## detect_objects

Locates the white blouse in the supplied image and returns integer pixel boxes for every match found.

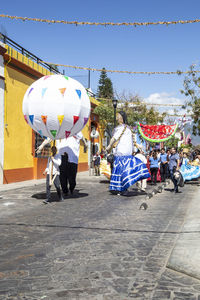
[113,124,134,156]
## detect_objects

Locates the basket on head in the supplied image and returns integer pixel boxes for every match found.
[182,148,189,153]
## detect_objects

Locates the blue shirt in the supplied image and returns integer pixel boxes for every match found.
[149,157,159,168]
[160,153,167,163]
[169,153,179,170]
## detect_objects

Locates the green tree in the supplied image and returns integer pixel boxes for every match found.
[97,68,114,99]
[118,94,167,126]
[93,98,114,130]
[94,93,167,131]
[94,68,114,136]
[180,64,200,135]
[164,136,179,148]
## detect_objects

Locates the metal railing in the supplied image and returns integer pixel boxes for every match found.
[0,32,61,74]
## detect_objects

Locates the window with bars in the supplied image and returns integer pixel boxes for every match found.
[34,133,51,158]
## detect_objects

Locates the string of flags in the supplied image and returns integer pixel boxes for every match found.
[1,14,200,27]
[96,97,186,107]
[2,14,200,76]
[38,61,200,75]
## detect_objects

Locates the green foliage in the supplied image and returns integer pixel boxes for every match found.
[97,68,114,99]
[126,104,166,126]
[164,136,179,148]
[94,68,114,130]
[180,64,200,135]
[119,95,167,126]
[94,94,167,130]
[179,143,192,150]
[94,98,114,128]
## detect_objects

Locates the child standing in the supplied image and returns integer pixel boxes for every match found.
[43,146,63,204]
[93,151,101,176]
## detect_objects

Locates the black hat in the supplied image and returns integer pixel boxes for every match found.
[119,111,128,124]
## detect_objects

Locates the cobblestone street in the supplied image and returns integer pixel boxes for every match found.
[0,174,200,300]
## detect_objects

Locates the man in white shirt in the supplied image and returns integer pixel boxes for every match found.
[43,146,63,204]
[58,132,86,195]
[36,132,87,196]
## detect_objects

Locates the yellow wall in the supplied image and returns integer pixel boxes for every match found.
[5,45,50,76]
[4,66,34,170]
[79,120,90,164]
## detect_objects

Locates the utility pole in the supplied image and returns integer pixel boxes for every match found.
[112,99,118,128]
[88,69,90,89]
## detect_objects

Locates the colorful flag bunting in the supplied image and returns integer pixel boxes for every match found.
[84,117,88,125]
[29,115,34,124]
[50,130,57,138]
[59,88,66,96]
[38,130,43,137]
[73,116,79,124]
[42,88,47,97]
[28,88,34,96]
[44,75,50,80]
[24,115,28,123]
[76,89,81,99]
[57,115,64,126]
[41,115,47,125]
[65,131,71,138]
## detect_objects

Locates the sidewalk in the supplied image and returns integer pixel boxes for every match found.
[0,171,91,192]
[167,182,200,280]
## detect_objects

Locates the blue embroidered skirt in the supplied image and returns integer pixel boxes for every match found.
[180,163,200,181]
[109,155,150,192]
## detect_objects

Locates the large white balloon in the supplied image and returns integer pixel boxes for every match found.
[22,75,91,139]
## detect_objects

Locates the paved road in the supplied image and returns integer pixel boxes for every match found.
[0,175,200,300]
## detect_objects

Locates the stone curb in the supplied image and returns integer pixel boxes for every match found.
[139,179,171,210]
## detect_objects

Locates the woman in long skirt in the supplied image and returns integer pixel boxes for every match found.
[106,111,150,195]
[180,152,200,181]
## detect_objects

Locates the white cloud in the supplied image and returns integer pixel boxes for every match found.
[144,92,191,116]
[144,92,185,105]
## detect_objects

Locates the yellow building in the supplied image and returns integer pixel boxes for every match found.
[0,35,103,184]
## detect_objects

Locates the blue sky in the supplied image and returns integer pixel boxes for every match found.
[1,0,200,114]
